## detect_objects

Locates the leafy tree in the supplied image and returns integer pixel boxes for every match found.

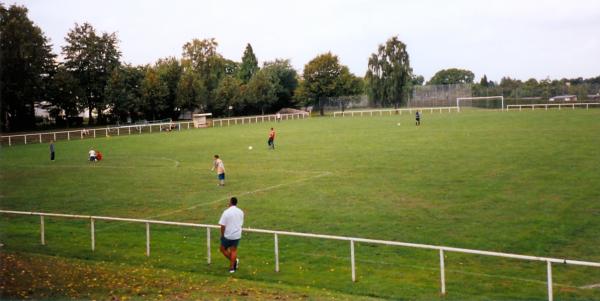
[0,4,55,131]
[261,59,299,110]
[428,68,474,85]
[243,70,278,115]
[480,74,489,87]
[140,67,169,121]
[214,76,243,116]
[181,38,225,112]
[155,57,182,119]
[365,36,412,108]
[104,64,144,122]
[238,43,259,83]
[412,75,425,86]
[62,22,121,124]
[176,67,207,112]
[46,64,84,122]
[301,52,348,115]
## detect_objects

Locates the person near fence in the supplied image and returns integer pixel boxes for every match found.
[267,128,276,150]
[218,197,244,273]
[49,140,55,161]
[415,110,421,126]
[211,155,226,186]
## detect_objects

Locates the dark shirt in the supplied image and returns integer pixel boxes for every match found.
[50,143,55,152]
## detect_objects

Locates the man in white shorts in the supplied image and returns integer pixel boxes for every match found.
[218,197,244,273]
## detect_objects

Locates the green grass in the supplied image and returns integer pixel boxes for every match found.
[1,109,600,300]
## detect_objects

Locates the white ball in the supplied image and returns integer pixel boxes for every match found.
[248,146,253,150]
[397,122,401,126]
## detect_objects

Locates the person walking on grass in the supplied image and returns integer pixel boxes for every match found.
[267,127,276,150]
[211,155,226,186]
[218,197,244,273]
[49,140,55,161]
[415,110,421,126]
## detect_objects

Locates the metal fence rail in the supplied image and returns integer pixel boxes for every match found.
[0,113,308,146]
[507,103,600,111]
[333,106,459,117]
[2,209,599,300]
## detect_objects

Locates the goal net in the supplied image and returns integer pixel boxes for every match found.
[456,96,504,111]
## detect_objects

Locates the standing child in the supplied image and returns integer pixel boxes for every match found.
[268,128,276,150]
[415,110,421,126]
[212,155,226,186]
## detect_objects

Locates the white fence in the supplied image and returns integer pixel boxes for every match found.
[1,210,599,301]
[507,103,600,111]
[0,113,309,146]
[333,106,459,117]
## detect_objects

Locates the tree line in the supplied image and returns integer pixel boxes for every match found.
[2,4,598,132]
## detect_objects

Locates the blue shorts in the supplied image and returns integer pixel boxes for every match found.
[218,173,225,180]
[221,236,240,248]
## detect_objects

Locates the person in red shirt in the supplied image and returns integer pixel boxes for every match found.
[268,128,275,150]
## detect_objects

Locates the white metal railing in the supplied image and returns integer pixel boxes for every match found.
[507,103,600,111]
[211,112,309,127]
[333,107,459,117]
[0,113,308,146]
[2,210,599,300]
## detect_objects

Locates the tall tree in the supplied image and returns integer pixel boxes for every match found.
[140,67,168,121]
[181,38,226,112]
[428,68,474,85]
[238,43,259,83]
[261,59,299,110]
[214,76,243,116]
[301,52,347,115]
[104,64,144,122]
[176,66,207,112]
[62,22,121,125]
[0,4,55,131]
[46,64,84,123]
[243,70,278,115]
[155,57,182,119]
[365,36,412,108]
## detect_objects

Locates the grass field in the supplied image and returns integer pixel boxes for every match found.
[1,109,600,300]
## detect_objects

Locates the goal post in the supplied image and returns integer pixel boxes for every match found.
[456,96,504,112]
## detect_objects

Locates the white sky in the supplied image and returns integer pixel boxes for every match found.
[12,0,600,82]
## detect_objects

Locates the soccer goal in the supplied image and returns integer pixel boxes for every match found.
[456,96,504,111]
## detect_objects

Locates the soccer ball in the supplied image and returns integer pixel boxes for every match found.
[248,146,253,150]
[397,123,401,126]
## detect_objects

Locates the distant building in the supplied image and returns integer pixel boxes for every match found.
[549,95,577,102]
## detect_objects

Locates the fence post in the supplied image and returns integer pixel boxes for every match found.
[547,261,553,301]
[440,249,446,295]
[105,129,108,137]
[68,132,71,140]
[274,233,280,272]
[146,222,150,257]
[94,129,96,138]
[25,135,28,144]
[117,128,120,136]
[39,134,42,143]
[206,228,211,264]
[40,215,45,245]
[350,240,356,282]
[91,218,95,251]
[8,136,11,146]
[129,127,131,135]
[150,125,152,133]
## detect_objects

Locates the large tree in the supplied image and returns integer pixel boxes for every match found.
[0,4,55,131]
[176,66,207,112]
[261,59,299,110]
[140,67,168,121]
[365,36,412,108]
[62,22,121,124]
[155,57,182,119]
[46,64,84,123]
[238,43,259,83]
[181,38,225,112]
[428,68,474,85]
[214,76,243,116]
[301,52,348,116]
[243,69,278,115]
[104,64,145,122]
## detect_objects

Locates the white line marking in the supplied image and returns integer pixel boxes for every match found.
[581,283,600,289]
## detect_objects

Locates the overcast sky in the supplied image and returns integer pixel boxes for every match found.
[12,0,600,82]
